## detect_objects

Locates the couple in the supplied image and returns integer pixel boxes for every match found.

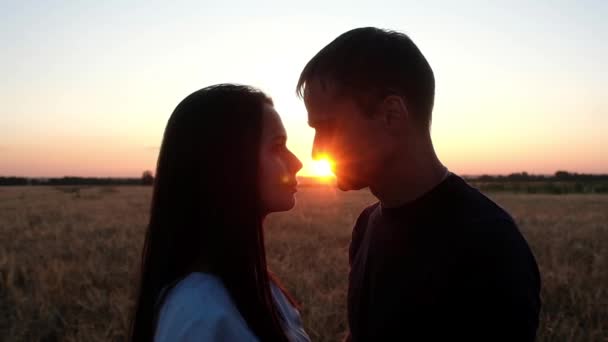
[130,27,541,341]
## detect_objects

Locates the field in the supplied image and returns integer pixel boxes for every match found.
[1,186,607,341]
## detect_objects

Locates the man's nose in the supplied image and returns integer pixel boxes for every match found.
[312,132,330,160]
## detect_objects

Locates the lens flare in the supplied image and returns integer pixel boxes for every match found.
[311,156,335,178]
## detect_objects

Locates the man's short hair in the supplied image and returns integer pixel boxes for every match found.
[297,27,435,128]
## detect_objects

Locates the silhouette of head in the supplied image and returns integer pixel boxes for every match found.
[298,27,435,190]
[130,84,297,342]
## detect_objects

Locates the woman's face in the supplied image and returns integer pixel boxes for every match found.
[259,104,303,214]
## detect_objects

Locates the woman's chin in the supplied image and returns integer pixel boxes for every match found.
[261,189,300,215]
[271,197,296,213]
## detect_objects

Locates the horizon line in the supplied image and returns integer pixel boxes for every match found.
[2,170,608,179]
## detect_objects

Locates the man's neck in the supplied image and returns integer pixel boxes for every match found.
[370,143,448,209]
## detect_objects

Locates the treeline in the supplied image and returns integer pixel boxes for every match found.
[464,171,608,194]
[0,171,154,186]
[1,171,607,193]
[464,171,608,182]
[0,177,146,186]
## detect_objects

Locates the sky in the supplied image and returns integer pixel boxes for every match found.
[1,0,607,177]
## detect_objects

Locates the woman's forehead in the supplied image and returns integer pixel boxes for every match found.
[262,104,286,137]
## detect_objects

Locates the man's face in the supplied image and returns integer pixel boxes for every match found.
[305,88,388,191]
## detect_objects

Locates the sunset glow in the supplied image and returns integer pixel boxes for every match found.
[0,2,606,178]
[310,158,335,178]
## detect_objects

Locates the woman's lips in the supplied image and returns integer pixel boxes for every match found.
[284,180,298,192]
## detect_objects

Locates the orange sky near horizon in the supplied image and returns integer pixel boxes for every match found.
[2,125,605,178]
[1,1,606,178]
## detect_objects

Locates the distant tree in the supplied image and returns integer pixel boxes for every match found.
[507,172,531,181]
[478,175,494,182]
[555,170,572,180]
[141,170,154,185]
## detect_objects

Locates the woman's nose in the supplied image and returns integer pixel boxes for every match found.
[290,151,303,173]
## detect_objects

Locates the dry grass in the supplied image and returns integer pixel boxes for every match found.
[0,186,606,341]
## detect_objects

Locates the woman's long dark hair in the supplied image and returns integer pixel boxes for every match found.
[129,84,290,341]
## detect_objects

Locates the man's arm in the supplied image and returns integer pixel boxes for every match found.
[455,218,542,341]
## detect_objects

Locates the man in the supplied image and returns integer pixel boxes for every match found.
[297,27,541,341]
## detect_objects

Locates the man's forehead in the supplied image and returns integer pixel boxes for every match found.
[304,82,341,125]
[304,78,339,102]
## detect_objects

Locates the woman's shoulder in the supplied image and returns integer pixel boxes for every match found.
[154,272,257,342]
[270,282,312,342]
[162,272,231,308]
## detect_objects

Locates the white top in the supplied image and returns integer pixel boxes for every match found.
[154,272,311,342]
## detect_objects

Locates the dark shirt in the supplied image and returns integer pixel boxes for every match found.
[347,174,541,341]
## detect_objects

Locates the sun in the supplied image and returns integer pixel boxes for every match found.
[311,157,335,178]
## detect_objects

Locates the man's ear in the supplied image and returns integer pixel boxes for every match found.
[380,95,409,131]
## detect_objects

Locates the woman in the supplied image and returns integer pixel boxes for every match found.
[129,84,310,341]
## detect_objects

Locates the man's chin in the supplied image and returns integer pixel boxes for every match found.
[336,175,367,191]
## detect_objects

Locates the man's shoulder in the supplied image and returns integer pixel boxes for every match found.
[356,202,381,222]
[352,202,380,236]
[458,216,538,282]
[446,174,514,223]
[427,174,527,253]
[447,180,524,251]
